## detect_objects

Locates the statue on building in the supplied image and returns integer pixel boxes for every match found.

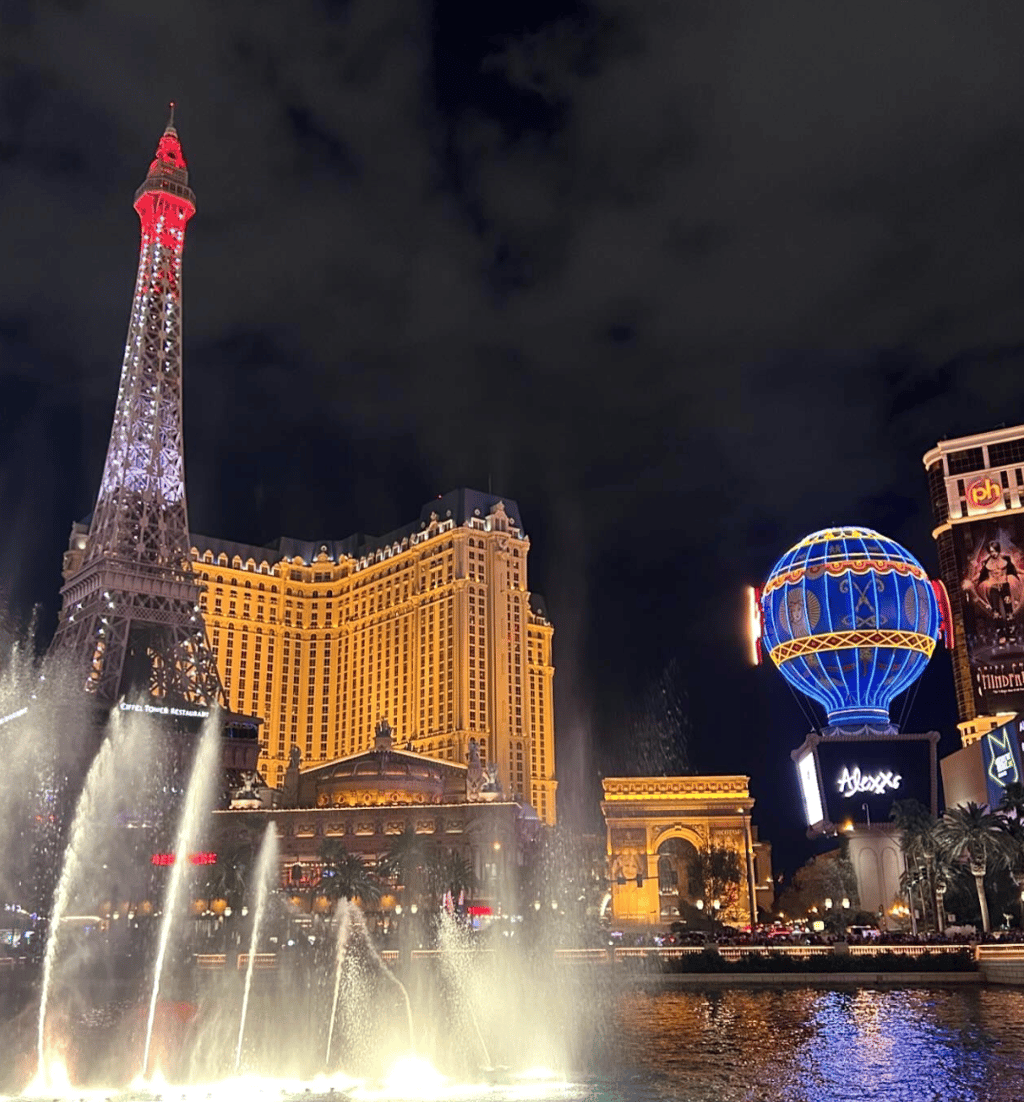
[466,737,485,800]
[229,770,263,810]
[479,761,502,801]
[374,717,395,751]
[282,743,302,809]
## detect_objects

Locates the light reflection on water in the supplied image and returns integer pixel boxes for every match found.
[7,985,1024,1102]
[572,986,1024,1102]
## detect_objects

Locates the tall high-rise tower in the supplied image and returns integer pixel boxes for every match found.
[924,425,1024,744]
[51,108,224,708]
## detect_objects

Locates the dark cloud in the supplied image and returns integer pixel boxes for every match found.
[4,0,1024,862]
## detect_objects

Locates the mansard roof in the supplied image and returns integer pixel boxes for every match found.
[190,488,526,568]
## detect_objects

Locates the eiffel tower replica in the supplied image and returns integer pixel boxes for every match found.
[50,107,258,772]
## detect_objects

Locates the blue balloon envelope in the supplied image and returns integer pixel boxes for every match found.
[761,527,941,729]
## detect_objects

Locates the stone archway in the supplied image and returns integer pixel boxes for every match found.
[656,836,699,919]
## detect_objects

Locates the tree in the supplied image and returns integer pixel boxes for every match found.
[998,781,1024,820]
[687,843,742,924]
[200,839,254,909]
[319,840,381,908]
[776,848,859,927]
[890,799,953,933]
[935,803,1011,934]
[378,825,439,907]
[427,850,476,900]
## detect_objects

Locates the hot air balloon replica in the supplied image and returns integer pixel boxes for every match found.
[753,527,951,924]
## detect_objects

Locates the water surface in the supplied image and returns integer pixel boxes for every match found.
[571,986,1024,1102]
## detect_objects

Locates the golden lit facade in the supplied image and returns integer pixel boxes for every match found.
[190,491,557,824]
[601,776,773,928]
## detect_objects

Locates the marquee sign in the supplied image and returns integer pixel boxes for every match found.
[120,702,210,720]
[836,766,902,798]
[792,731,938,834]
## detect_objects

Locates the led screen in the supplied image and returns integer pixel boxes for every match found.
[797,751,824,828]
[953,517,1024,715]
[814,736,935,828]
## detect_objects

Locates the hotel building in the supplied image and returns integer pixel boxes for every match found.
[924,425,1024,744]
[187,490,557,825]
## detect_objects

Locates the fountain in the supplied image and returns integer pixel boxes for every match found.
[234,822,278,1071]
[35,722,119,1088]
[0,682,569,1100]
[141,714,222,1079]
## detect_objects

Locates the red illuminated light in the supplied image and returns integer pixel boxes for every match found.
[151,852,217,866]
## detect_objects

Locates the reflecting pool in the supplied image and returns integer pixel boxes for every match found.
[574,986,1024,1102]
[4,980,1024,1101]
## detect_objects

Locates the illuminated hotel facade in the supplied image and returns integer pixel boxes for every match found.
[924,425,1024,744]
[187,490,558,825]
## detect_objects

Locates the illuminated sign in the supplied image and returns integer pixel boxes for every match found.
[796,733,937,834]
[966,476,1005,514]
[836,766,902,798]
[746,586,763,666]
[953,519,1024,715]
[797,753,824,827]
[982,717,1023,807]
[151,852,217,866]
[120,702,210,720]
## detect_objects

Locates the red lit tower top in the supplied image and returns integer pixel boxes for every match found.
[134,102,195,251]
[89,104,197,566]
[51,107,223,707]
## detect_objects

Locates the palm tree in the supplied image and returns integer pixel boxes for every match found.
[890,799,952,933]
[935,803,1011,934]
[201,840,253,909]
[379,826,433,904]
[998,781,1024,820]
[428,850,476,900]
[319,841,382,908]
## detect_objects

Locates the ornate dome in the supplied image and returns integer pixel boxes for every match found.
[760,527,941,729]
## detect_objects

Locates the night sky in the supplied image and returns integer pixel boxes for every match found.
[5,1,1024,873]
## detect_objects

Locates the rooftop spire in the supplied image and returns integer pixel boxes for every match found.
[166,100,176,133]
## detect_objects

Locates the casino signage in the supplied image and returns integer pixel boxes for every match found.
[835,766,902,798]
[981,715,1024,808]
[792,730,938,834]
[952,519,1024,716]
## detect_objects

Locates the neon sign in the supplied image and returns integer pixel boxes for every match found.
[120,702,209,720]
[151,852,217,866]
[836,766,901,798]
[983,726,1020,790]
[966,476,1004,512]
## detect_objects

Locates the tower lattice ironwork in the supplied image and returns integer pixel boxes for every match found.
[50,107,225,708]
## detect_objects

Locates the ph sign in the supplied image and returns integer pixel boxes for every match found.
[965,476,1004,514]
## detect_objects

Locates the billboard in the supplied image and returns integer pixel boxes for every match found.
[981,715,1024,809]
[796,750,824,830]
[793,732,938,833]
[954,518,1024,714]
